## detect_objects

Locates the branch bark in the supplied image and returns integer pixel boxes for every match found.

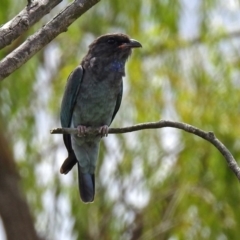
[0,0,100,81]
[0,0,62,50]
[0,127,43,240]
[50,120,240,181]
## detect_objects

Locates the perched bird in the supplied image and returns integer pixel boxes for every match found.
[60,33,142,203]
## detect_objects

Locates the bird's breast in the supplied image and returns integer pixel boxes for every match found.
[72,72,122,127]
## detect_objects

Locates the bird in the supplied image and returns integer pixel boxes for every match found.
[60,33,142,203]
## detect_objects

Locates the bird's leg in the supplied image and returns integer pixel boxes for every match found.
[98,125,109,137]
[77,125,87,137]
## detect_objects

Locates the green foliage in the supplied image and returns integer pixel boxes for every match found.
[1,0,240,239]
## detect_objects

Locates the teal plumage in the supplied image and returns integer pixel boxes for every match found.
[60,33,141,203]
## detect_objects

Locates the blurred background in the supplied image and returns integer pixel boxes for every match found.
[1,0,240,239]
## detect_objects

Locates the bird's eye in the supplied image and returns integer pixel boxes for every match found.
[107,38,116,44]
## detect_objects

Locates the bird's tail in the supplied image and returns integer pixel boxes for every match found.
[60,151,77,174]
[78,164,95,203]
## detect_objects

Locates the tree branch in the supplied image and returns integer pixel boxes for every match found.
[0,0,100,81]
[0,0,62,50]
[0,126,44,240]
[50,120,240,181]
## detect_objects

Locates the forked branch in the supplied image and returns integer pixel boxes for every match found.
[0,0,100,81]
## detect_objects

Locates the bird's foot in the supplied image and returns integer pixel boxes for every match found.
[98,125,109,137]
[77,125,87,137]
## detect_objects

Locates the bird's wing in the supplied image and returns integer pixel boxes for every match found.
[111,79,123,123]
[60,65,83,152]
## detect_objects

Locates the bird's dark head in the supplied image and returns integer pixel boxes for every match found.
[81,33,141,75]
[88,33,141,60]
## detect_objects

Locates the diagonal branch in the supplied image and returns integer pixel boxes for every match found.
[0,0,62,50]
[0,0,100,81]
[0,126,44,240]
[50,120,240,181]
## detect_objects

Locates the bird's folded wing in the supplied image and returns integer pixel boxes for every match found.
[60,65,83,128]
[60,65,83,153]
[111,79,123,123]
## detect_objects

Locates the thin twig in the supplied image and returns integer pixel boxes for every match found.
[50,120,240,181]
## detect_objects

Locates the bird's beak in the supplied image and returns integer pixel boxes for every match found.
[121,39,142,49]
[129,39,142,48]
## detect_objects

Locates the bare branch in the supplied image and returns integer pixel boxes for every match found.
[0,0,62,50]
[50,120,240,181]
[0,128,44,240]
[0,0,101,81]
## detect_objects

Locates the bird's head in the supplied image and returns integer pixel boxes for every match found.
[81,33,142,75]
[83,33,142,63]
[81,33,142,76]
